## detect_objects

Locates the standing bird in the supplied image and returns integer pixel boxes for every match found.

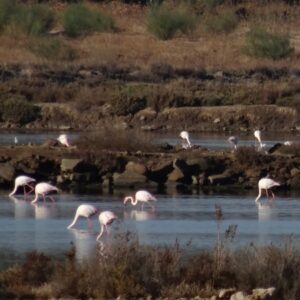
[255,178,280,202]
[97,211,117,240]
[57,134,70,147]
[179,131,192,149]
[124,190,157,210]
[9,175,36,197]
[254,130,263,149]
[228,136,238,151]
[31,182,59,204]
[67,204,98,229]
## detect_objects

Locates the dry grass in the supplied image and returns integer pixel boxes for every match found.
[1,234,300,299]
[0,1,298,70]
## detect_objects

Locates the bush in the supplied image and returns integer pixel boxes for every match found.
[243,28,293,60]
[147,6,196,40]
[0,0,17,31]
[10,4,54,36]
[29,38,78,61]
[0,97,40,125]
[63,4,115,38]
[205,11,238,33]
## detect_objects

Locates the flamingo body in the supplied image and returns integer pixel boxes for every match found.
[57,134,70,147]
[124,190,157,210]
[67,204,98,229]
[228,136,238,150]
[255,178,280,202]
[9,175,36,197]
[179,131,192,148]
[97,211,117,240]
[31,182,59,204]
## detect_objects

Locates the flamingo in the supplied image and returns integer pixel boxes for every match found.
[254,130,264,149]
[96,211,117,240]
[284,141,293,146]
[255,178,280,202]
[179,131,192,149]
[31,182,59,204]
[67,204,98,229]
[57,134,70,147]
[228,136,238,150]
[9,175,36,197]
[123,190,157,210]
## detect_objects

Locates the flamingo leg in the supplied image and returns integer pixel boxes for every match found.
[87,218,92,229]
[48,196,55,202]
[270,190,275,199]
[26,184,35,195]
[266,189,270,199]
[141,202,144,210]
[42,193,46,202]
[147,201,155,210]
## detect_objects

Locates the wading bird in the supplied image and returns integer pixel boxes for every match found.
[9,175,36,197]
[254,130,263,149]
[124,190,157,210]
[97,211,117,240]
[67,204,98,229]
[228,136,238,151]
[255,177,280,202]
[31,182,59,204]
[57,134,70,147]
[179,131,192,149]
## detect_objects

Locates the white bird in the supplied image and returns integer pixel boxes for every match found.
[9,175,36,197]
[254,130,263,149]
[255,178,280,202]
[284,141,293,146]
[228,136,238,150]
[14,136,18,145]
[179,131,192,149]
[96,211,117,240]
[57,134,70,147]
[123,190,157,210]
[31,182,59,204]
[67,204,99,229]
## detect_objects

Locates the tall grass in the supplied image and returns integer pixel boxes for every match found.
[147,5,196,40]
[1,236,300,299]
[243,28,293,60]
[205,11,238,33]
[0,0,17,31]
[63,4,115,38]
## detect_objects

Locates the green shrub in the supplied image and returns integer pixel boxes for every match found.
[243,28,293,60]
[0,97,40,124]
[63,4,115,38]
[29,38,77,61]
[205,11,238,33]
[10,4,54,36]
[111,95,147,116]
[0,0,17,30]
[202,0,224,9]
[147,6,196,40]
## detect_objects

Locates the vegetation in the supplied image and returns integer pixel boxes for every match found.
[146,5,196,40]
[205,11,238,33]
[63,4,115,38]
[1,235,300,299]
[244,28,293,60]
[29,38,77,61]
[0,97,40,125]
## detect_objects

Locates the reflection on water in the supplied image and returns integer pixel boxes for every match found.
[0,192,300,266]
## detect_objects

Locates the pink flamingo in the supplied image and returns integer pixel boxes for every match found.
[255,178,280,202]
[57,134,70,147]
[9,175,36,197]
[96,211,117,240]
[123,190,157,210]
[67,204,98,229]
[31,182,59,204]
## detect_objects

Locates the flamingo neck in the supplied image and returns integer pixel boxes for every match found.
[31,192,39,204]
[97,225,104,240]
[9,184,18,196]
[67,213,79,229]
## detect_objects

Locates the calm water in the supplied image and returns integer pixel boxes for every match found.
[0,192,300,266]
[1,130,298,150]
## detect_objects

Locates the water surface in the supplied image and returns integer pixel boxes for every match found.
[1,192,299,267]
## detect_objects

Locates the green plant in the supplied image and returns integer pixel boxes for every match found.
[11,4,54,36]
[147,6,196,40]
[63,4,115,38]
[29,38,77,61]
[205,11,238,33]
[243,28,293,60]
[0,0,17,30]
[0,97,40,125]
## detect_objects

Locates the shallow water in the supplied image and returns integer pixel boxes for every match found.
[1,130,298,150]
[0,192,300,267]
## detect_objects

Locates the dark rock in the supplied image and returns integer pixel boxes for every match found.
[0,163,15,182]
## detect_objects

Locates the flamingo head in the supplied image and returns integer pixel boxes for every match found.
[123,196,133,205]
